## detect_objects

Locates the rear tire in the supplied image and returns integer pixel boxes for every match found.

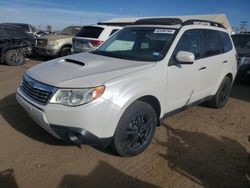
[208,76,232,108]
[4,49,24,66]
[60,47,71,57]
[111,101,157,157]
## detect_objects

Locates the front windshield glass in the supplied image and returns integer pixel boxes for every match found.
[93,27,177,61]
[59,26,81,36]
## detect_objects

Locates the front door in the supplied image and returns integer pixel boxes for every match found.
[166,29,205,112]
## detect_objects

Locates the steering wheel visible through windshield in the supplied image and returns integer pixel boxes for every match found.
[93,27,177,61]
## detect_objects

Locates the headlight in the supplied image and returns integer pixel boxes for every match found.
[50,86,105,106]
[48,40,59,46]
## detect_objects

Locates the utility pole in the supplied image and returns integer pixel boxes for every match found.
[239,21,248,33]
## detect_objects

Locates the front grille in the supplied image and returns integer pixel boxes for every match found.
[36,39,47,47]
[20,75,55,105]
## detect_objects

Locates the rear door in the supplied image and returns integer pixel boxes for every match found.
[200,29,225,94]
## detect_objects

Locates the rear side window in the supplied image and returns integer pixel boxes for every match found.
[76,26,104,38]
[203,30,223,57]
[219,32,233,52]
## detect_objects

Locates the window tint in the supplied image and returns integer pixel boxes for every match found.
[106,31,137,51]
[76,26,104,38]
[16,24,30,32]
[109,29,119,36]
[219,31,233,52]
[0,28,6,37]
[2,28,26,38]
[94,27,176,61]
[203,30,223,57]
[59,26,81,36]
[232,35,250,49]
[174,29,201,59]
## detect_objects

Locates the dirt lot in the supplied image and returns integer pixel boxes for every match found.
[0,59,250,188]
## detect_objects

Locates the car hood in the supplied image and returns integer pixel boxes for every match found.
[38,34,73,40]
[26,52,155,87]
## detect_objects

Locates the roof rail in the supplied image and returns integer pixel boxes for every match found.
[134,18,183,26]
[97,22,133,26]
[182,19,226,29]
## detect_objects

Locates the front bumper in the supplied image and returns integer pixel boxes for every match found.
[35,47,59,56]
[16,87,121,146]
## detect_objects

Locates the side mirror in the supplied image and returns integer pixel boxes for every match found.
[176,51,195,64]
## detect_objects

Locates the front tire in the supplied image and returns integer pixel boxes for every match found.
[4,49,24,66]
[208,76,232,108]
[111,101,157,157]
[60,47,71,57]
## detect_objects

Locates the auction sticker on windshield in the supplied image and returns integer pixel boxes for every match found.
[154,29,175,34]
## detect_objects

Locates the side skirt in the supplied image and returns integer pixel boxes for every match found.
[160,95,213,122]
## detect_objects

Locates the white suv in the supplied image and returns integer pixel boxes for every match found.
[16,18,237,156]
[72,25,123,53]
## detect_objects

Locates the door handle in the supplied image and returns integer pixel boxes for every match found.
[198,66,206,71]
[223,60,228,64]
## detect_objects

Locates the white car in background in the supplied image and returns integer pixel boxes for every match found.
[72,25,123,53]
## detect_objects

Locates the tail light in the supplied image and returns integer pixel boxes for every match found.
[90,40,103,47]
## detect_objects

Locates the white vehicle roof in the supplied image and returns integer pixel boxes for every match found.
[86,24,123,29]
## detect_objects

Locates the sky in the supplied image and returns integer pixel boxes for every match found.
[0,0,249,31]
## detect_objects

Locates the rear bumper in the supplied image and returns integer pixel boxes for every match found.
[72,46,94,53]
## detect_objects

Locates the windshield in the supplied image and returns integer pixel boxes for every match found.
[59,26,81,36]
[76,26,104,38]
[93,27,177,61]
[16,24,30,32]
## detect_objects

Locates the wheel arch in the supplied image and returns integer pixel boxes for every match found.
[61,44,72,50]
[137,95,161,119]
[225,72,233,81]
[212,70,235,95]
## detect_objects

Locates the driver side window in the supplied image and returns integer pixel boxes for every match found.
[174,29,201,59]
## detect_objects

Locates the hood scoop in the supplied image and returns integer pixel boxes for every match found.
[59,58,86,67]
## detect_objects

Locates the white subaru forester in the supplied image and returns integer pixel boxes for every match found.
[16,18,237,156]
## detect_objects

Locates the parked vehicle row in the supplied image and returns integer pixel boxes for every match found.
[72,25,122,53]
[0,24,32,65]
[232,33,250,80]
[0,22,53,65]
[36,26,82,57]
[16,18,237,156]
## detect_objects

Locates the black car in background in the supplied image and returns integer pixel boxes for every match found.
[232,33,250,80]
[0,24,32,65]
[3,23,37,52]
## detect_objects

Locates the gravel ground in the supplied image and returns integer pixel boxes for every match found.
[0,59,250,188]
